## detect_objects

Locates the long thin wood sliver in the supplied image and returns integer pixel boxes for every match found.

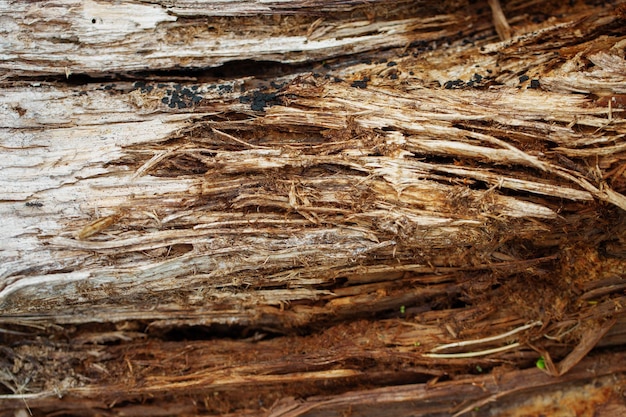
[76,213,122,240]
[211,127,268,149]
[556,318,617,376]
[430,321,542,352]
[488,0,511,41]
[423,342,520,359]
[131,150,172,179]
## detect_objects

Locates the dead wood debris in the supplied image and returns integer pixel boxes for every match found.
[488,0,512,41]
[1,0,626,416]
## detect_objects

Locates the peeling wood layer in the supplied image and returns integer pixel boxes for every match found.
[0,0,470,76]
[1,0,626,416]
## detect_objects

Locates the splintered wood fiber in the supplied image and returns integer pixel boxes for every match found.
[1,1,626,416]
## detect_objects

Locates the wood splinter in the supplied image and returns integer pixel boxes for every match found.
[76,211,125,240]
[488,0,512,41]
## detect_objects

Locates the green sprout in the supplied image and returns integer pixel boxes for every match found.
[476,365,483,373]
[400,305,406,314]
[536,356,546,370]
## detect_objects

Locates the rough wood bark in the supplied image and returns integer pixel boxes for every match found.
[1,0,626,416]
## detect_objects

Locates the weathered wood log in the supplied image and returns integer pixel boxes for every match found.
[1,0,626,415]
[0,0,473,76]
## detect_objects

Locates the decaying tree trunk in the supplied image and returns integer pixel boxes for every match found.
[2,1,626,415]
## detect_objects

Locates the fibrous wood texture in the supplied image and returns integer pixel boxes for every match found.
[1,1,626,416]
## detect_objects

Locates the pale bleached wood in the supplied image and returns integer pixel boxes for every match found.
[1,0,625,334]
[3,77,608,320]
[0,0,469,76]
